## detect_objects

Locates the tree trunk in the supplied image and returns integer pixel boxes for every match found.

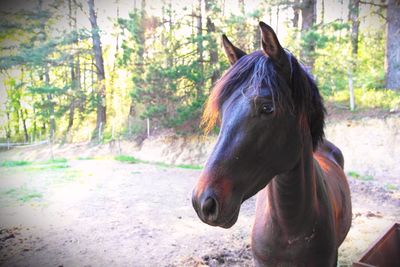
[20,109,29,143]
[128,0,146,122]
[349,0,360,56]
[196,0,204,99]
[236,0,247,49]
[276,5,280,35]
[348,0,360,110]
[292,0,300,28]
[205,0,219,86]
[45,69,56,141]
[385,0,400,90]
[320,0,325,24]
[88,0,107,137]
[66,0,80,135]
[5,111,11,140]
[253,13,261,50]
[67,49,75,135]
[33,107,37,141]
[300,0,317,71]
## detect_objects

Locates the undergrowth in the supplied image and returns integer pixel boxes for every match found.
[328,88,400,111]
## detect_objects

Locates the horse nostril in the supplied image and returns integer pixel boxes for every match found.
[201,197,219,222]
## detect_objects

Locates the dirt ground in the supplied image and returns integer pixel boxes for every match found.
[0,157,399,267]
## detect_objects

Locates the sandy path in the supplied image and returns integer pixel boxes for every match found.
[0,160,399,267]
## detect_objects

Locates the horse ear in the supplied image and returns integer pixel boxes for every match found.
[222,34,246,65]
[259,22,288,68]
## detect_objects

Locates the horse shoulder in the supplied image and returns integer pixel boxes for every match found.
[313,152,352,246]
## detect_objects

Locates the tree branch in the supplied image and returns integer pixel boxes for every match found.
[359,0,387,8]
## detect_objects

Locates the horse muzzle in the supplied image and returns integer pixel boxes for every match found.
[191,184,241,228]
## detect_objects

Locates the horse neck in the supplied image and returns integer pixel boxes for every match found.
[267,135,318,235]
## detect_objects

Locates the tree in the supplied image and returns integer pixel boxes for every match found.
[348,0,360,110]
[88,0,107,138]
[292,0,300,28]
[300,0,317,70]
[385,0,400,90]
[65,0,81,137]
[205,0,219,86]
[196,0,204,98]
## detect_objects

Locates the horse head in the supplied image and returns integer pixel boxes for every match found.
[191,22,325,228]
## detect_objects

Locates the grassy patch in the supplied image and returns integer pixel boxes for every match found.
[3,186,43,203]
[27,164,70,171]
[0,158,69,170]
[175,164,203,170]
[45,158,68,164]
[385,183,398,191]
[22,159,69,171]
[114,155,141,164]
[114,154,203,170]
[0,160,32,167]
[77,156,94,160]
[348,171,374,181]
[329,88,400,111]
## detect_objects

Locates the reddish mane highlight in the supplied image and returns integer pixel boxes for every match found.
[201,81,223,134]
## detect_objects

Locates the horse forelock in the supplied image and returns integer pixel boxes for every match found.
[201,51,289,133]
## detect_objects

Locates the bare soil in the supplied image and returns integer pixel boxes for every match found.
[0,113,399,267]
[0,157,399,267]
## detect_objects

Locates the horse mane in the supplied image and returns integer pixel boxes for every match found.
[201,50,326,150]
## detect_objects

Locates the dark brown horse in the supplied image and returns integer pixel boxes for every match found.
[192,22,352,266]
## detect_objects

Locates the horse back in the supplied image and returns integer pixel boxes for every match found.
[314,141,352,246]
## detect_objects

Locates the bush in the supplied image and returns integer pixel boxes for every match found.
[329,88,400,110]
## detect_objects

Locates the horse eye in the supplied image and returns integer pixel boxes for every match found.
[260,103,274,114]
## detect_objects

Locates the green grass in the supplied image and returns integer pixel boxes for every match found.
[45,158,68,164]
[175,164,203,170]
[4,186,43,203]
[114,155,141,164]
[347,171,374,181]
[385,183,398,191]
[0,159,71,172]
[0,160,32,167]
[114,154,203,170]
[0,158,69,169]
[76,156,95,160]
[26,164,69,171]
[329,88,400,111]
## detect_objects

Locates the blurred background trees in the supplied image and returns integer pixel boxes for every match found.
[0,0,399,143]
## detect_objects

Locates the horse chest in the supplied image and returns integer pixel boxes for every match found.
[251,216,337,267]
[252,232,318,266]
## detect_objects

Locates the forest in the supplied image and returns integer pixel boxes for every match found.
[0,0,399,144]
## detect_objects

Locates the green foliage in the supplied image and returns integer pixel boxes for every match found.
[313,22,386,96]
[348,171,374,181]
[0,158,69,170]
[329,88,400,110]
[0,1,395,142]
[114,154,203,169]
[114,155,140,164]
[175,164,203,170]
[3,186,43,203]
[77,156,94,160]
[385,183,398,191]
[0,160,31,167]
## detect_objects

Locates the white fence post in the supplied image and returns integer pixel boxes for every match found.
[147,118,150,138]
[49,131,54,160]
[98,122,102,141]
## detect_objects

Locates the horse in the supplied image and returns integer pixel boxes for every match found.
[191,22,352,267]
